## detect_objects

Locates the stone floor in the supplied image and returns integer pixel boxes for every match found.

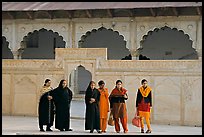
[2,115,202,135]
[2,100,202,135]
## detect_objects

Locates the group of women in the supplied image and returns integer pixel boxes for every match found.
[38,78,153,134]
[38,79,73,132]
[85,79,152,134]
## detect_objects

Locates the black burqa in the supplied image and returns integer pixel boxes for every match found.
[85,86,100,130]
[50,85,73,130]
[38,91,55,128]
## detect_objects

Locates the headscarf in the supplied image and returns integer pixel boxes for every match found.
[139,86,151,97]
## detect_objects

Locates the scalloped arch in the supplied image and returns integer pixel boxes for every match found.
[20,28,65,49]
[141,26,193,46]
[19,28,66,59]
[138,26,198,60]
[79,26,130,60]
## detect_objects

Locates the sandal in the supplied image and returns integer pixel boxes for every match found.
[146,129,151,133]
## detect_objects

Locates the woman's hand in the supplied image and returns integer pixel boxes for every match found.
[90,98,95,102]
[47,96,53,100]
[89,98,95,103]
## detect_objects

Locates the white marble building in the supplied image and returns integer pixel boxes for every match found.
[2,2,202,126]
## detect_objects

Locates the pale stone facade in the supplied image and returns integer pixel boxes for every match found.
[2,48,202,126]
[2,16,202,59]
[2,16,202,126]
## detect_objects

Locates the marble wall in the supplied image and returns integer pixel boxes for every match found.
[2,48,202,126]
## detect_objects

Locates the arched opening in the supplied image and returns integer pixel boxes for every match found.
[69,65,92,95]
[19,28,66,59]
[139,26,198,60]
[79,26,131,60]
[2,36,13,59]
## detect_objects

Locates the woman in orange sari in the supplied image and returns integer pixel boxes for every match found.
[136,79,152,133]
[98,80,109,133]
[109,80,128,133]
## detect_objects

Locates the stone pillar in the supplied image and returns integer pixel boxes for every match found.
[197,50,202,60]
[69,70,75,94]
[68,21,72,48]
[11,50,19,59]
[10,22,18,59]
[74,68,78,94]
[130,48,140,60]
[196,19,202,60]
[10,21,23,59]
[130,49,136,60]
[70,21,76,48]
[129,18,137,60]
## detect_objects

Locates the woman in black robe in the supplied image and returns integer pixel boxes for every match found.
[48,79,73,131]
[38,79,55,132]
[85,81,101,133]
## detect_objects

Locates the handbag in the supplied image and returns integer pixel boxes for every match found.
[108,111,115,126]
[132,116,141,127]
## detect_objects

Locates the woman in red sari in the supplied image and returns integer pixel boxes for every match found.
[109,80,128,133]
[136,79,152,133]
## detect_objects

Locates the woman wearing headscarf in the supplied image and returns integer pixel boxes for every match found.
[38,79,54,132]
[48,79,73,131]
[136,79,152,133]
[85,81,101,133]
[98,80,109,133]
[109,80,128,133]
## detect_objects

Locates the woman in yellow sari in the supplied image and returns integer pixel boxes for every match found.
[98,80,109,133]
[136,79,152,133]
[38,79,54,132]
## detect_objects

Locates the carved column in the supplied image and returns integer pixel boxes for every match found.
[70,21,76,48]
[196,19,202,60]
[69,70,76,95]
[74,68,78,94]
[12,22,17,49]
[129,19,137,60]
[11,50,19,59]
[68,21,73,48]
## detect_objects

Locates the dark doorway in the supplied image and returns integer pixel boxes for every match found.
[69,65,92,94]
